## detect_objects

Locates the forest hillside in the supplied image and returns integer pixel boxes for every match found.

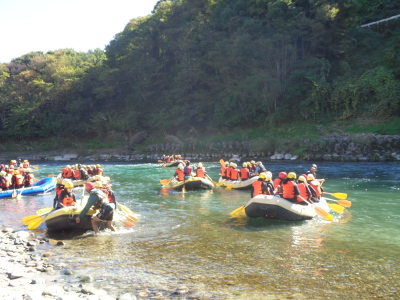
[0,0,399,155]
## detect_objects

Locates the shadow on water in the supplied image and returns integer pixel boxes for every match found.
[223,216,309,231]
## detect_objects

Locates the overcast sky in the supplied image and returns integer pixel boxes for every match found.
[0,0,160,63]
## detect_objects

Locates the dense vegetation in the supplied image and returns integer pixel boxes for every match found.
[1,0,399,148]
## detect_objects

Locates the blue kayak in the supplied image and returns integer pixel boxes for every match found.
[0,177,57,199]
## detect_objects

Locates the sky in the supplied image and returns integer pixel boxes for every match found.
[0,0,160,63]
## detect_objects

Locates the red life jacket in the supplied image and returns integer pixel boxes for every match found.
[273,178,282,189]
[61,168,68,177]
[4,175,11,187]
[15,174,24,185]
[73,169,80,179]
[97,168,103,176]
[220,167,227,177]
[230,169,239,180]
[226,167,232,179]
[23,162,30,168]
[64,169,73,178]
[61,196,75,206]
[25,174,34,185]
[282,180,296,199]
[196,168,205,178]
[252,180,266,197]
[240,168,249,180]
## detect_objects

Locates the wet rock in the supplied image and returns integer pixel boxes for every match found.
[80,275,94,283]
[56,241,65,246]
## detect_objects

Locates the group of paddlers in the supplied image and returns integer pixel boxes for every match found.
[0,159,35,190]
[173,161,209,181]
[60,164,103,181]
[161,154,184,163]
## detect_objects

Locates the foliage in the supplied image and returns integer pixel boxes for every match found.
[0,0,399,144]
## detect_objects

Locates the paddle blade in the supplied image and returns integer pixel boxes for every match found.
[182,185,186,193]
[314,207,334,221]
[230,206,246,217]
[123,221,135,227]
[117,203,135,215]
[338,199,352,208]
[126,214,139,223]
[158,160,162,163]
[328,203,345,214]
[226,184,234,190]
[27,216,45,229]
[219,159,225,167]
[160,179,171,185]
[36,207,53,215]
[331,192,348,199]
[32,165,39,169]
[22,215,41,225]
[12,190,17,198]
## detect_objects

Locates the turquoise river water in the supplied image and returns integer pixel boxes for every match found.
[1,161,399,299]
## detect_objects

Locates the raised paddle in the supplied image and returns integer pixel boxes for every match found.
[323,192,348,200]
[323,197,352,208]
[219,159,225,167]
[117,203,135,215]
[229,205,246,217]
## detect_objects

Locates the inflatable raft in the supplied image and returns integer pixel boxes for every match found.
[0,177,56,199]
[244,195,330,221]
[161,160,183,167]
[165,177,213,191]
[218,176,259,190]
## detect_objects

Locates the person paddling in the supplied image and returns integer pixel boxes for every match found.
[76,182,115,234]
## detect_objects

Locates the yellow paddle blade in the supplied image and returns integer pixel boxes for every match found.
[219,159,225,167]
[182,185,186,193]
[123,221,135,227]
[160,179,171,185]
[32,165,39,169]
[314,207,334,221]
[338,199,352,208]
[126,214,139,223]
[34,178,40,182]
[27,216,45,229]
[229,206,246,217]
[328,203,345,214]
[331,192,348,199]
[117,203,135,215]
[36,207,53,215]
[226,184,234,190]
[12,190,17,198]
[158,160,162,163]
[22,215,42,225]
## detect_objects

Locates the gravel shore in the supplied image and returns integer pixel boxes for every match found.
[0,226,135,300]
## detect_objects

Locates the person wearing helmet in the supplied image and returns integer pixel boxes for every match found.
[273,172,287,196]
[307,174,323,201]
[297,175,315,204]
[195,162,207,178]
[240,163,250,181]
[281,172,303,204]
[79,164,89,180]
[220,161,229,180]
[12,170,24,189]
[230,163,240,181]
[96,164,103,176]
[174,164,185,181]
[73,165,81,181]
[22,160,30,169]
[251,173,274,198]
[76,182,115,234]
[23,169,35,187]
[253,161,267,176]
[183,161,193,179]
[55,181,77,209]
[226,162,234,180]
[0,171,7,191]
[306,164,325,182]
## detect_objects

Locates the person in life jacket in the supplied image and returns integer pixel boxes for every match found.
[22,160,30,168]
[0,171,7,191]
[251,173,274,198]
[254,161,267,175]
[297,175,316,205]
[226,162,234,180]
[9,160,16,168]
[23,169,35,187]
[307,174,323,202]
[79,164,89,180]
[96,164,103,176]
[183,161,193,179]
[195,162,206,178]
[229,163,240,181]
[220,161,229,180]
[99,179,117,210]
[173,164,184,182]
[12,170,24,189]
[273,172,287,196]
[240,163,250,181]
[0,164,4,173]
[281,172,302,204]
[76,182,116,234]
[54,181,77,209]
[73,166,80,181]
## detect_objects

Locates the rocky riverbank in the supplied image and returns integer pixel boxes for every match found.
[0,226,135,300]
[1,133,399,163]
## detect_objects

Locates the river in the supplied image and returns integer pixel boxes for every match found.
[1,161,399,299]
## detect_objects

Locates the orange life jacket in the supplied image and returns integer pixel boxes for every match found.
[226,167,232,179]
[308,180,322,197]
[61,196,75,206]
[23,162,30,168]
[298,183,309,201]
[25,173,34,185]
[15,174,24,185]
[230,169,239,180]
[97,168,103,176]
[220,166,227,177]
[252,180,266,197]
[176,169,184,181]
[273,178,282,189]
[195,168,205,178]
[282,180,296,199]
[4,175,11,187]
[240,168,249,180]
[61,168,68,177]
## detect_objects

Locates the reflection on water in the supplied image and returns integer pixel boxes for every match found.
[1,161,400,298]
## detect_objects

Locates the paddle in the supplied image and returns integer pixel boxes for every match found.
[117,203,138,223]
[182,180,186,193]
[299,196,334,221]
[323,197,352,208]
[229,205,246,217]
[11,189,17,198]
[160,179,171,185]
[27,215,47,229]
[205,174,218,187]
[32,165,39,169]
[219,159,225,167]
[36,207,53,215]
[327,203,345,213]
[226,184,234,190]
[323,192,348,200]
[22,214,43,225]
